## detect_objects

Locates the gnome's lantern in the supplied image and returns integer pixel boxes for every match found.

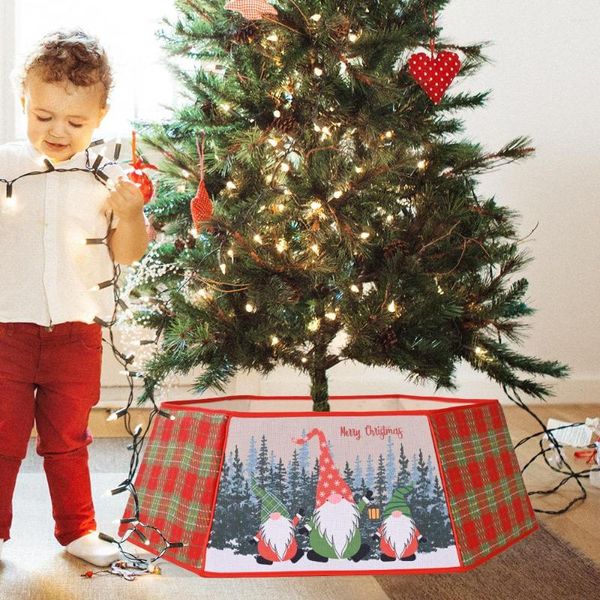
[118,394,537,577]
[368,506,381,521]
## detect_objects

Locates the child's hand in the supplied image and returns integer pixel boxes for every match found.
[106,177,145,222]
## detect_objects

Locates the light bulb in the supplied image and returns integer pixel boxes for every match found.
[276,238,287,253]
[417,160,427,170]
[355,166,363,173]
[245,303,256,313]
[221,103,231,112]
[385,130,393,139]
[280,163,290,172]
[348,32,358,43]
[310,200,322,210]
[360,232,370,240]
[314,67,323,77]
[267,33,278,42]
[226,181,237,190]
[268,138,278,147]
[310,243,320,254]
[350,284,360,293]
[271,335,280,345]
[253,234,263,244]
[273,109,281,118]
[310,13,322,21]
[387,300,397,312]
[325,311,337,320]
[307,318,320,331]
[220,263,227,274]
[333,190,343,198]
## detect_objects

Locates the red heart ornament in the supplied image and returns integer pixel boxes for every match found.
[408,51,461,104]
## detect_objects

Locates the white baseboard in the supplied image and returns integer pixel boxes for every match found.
[97,374,600,408]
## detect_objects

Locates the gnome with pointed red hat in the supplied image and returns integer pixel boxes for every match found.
[293,428,372,562]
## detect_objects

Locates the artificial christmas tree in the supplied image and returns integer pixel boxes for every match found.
[124,0,566,411]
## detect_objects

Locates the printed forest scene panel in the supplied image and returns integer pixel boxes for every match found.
[204,416,460,574]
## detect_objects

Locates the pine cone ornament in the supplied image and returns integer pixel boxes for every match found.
[186,233,197,249]
[383,239,409,260]
[330,15,351,39]
[233,22,259,44]
[174,238,186,252]
[271,114,298,135]
[381,327,398,350]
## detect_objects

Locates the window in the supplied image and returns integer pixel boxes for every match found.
[2,0,180,144]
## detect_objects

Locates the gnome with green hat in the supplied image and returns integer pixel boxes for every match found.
[372,485,427,562]
[247,476,304,565]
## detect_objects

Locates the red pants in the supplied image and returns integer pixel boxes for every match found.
[0,321,103,545]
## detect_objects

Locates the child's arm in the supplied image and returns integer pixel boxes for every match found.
[105,178,149,265]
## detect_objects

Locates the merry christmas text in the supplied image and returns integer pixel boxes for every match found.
[339,425,404,441]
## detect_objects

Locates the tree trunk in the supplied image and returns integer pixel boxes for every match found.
[310,344,330,412]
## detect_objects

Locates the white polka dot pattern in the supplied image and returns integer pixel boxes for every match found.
[407,51,461,104]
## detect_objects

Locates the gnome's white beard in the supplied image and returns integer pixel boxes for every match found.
[260,517,294,560]
[382,514,416,558]
[313,498,360,558]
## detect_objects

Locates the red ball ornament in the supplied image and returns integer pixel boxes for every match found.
[128,157,158,204]
[407,50,461,105]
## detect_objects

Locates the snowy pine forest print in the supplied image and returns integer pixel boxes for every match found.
[205,416,459,573]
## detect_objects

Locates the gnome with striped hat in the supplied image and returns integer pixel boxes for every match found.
[372,485,427,562]
[248,477,304,565]
[292,428,373,562]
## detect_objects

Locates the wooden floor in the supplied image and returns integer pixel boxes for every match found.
[502,403,600,564]
[86,402,600,565]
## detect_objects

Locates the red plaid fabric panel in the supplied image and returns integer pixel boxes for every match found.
[118,410,228,570]
[429,401,536,566]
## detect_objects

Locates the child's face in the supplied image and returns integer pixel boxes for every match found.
[21,69,108,163]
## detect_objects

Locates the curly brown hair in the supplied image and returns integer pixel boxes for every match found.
[18,29,113,107]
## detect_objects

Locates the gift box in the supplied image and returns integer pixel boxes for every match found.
[118,394,537,577]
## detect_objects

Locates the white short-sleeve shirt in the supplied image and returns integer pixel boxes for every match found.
[0,140,148,327]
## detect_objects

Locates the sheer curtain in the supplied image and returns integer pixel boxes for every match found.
[5,0,180,145]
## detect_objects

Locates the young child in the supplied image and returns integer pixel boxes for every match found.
[0,29,149,566]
